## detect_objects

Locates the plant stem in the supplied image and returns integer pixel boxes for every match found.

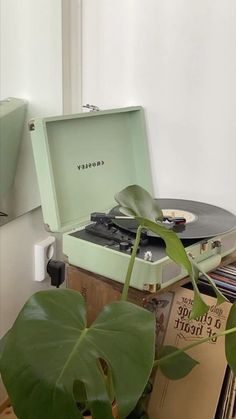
[153,326,236,368]
[121,225,143,301]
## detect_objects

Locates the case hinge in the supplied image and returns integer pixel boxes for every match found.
[83,104,100,112]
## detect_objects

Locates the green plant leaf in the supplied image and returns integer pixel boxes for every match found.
[225,301,236,375]
[73,380,88,412]
[186,263,209,319]
[136,217,209,318]
[136,217,192,274]
[192,262,228,306]
[115,185,210,318]
[115,184,163,221]
[157,345,199,380]
[0,289,155,419]
[0,329,10,361]
[188,286,209,319]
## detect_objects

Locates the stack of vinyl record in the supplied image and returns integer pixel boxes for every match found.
[199,264,236,302]
[215,367,236,419]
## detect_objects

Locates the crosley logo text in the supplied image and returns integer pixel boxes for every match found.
[77,160,104,170]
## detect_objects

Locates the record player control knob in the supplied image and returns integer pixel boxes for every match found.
[119,241,130,251]
[130,245,140,254]
[212,240,222,249]
[144,251,153,261]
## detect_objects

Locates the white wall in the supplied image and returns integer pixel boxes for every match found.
[82,0,236,214]
[0,0,64,215]
[0,0,64,402]
[0,209,51,333]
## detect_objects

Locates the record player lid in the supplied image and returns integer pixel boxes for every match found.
[30,107,153,232]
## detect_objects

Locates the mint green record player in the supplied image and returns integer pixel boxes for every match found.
[30,107,236,292]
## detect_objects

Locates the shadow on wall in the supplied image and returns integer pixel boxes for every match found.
[0,98,27,226]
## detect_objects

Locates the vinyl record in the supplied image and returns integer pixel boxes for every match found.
[109,198,236,239]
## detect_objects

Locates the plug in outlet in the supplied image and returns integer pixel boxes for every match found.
[34,236,56,282]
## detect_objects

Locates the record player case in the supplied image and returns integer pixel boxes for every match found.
[30,106,236,292]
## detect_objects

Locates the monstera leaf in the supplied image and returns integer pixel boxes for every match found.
[193,263,228,306]
[225,301,236,375]
[115,184,163,221]
[138,217,210,319]
[115,185,209,319]
[157,345,199,380]
[0,289,155,419]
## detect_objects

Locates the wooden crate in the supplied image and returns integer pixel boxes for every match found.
[66,265,189,325]
[67,251,236,324]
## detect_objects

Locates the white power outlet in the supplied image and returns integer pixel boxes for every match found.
[34,236,56,282]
